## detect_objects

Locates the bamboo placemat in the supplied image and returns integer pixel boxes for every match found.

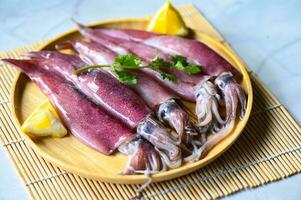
[1,4,301,200]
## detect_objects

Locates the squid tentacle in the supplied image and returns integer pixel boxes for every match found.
[236,86,247,119]
[195,80,225,135]
[198,106,212,127]
[137,115,182,169]
[186,72,247,159]
[214,72,247,123]
[118,138,165,175]
[194,119,236,160]
[196,103,206,120]
[118,138,167,200]
[132,176,153,200]
[191,72,247,158]
[157,99,198,145]
[184,120,199,136]
[224,88,233,123]
[212,97,224,125]
[157,99,210,163]
[231,89,238,121]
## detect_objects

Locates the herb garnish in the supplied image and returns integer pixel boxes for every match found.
[112,54,141,69]
[149,56,172,70]
[74,55,142,85]
[171,55,202,75]
[112,69,138,85]
[74,54,202,85]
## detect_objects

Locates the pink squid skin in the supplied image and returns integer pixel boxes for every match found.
[25,50,183,166]
[92,28,248,124]
[83,27,160,43]
[77,25,196,102]
[92,29,249,156]
[76,31,208,88]
[80,30,202,86]
[68,40,178,109]
[138,67,195,101]
[69,40,200,160]
[3,59,135,155]
[24,51,151,129]
[144,36,240,78]
[74,25,248,159]
[131,71,178,109]
[94,28,241,79]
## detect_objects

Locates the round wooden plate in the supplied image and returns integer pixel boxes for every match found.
[11,17,253,184]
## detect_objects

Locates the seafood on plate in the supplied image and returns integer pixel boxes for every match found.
[19,51,183,171]
[75,22,196,101]
[56,40,203,155]
[74,24,247,159]
[3,24,247,176]
[2,59,166,175]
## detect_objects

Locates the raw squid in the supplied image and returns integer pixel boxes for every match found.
[74,25,217,140]
[73,32,222,135]
[89,28,240,77]
[3,58,167,175]
[58,40,203,158]
[76,25,247,156]
[215,72,247,122]
[76,23,195,102]
[23,51,182,168]
[119,138,166,175]
[24,51,150,129]
[194,79,224,134]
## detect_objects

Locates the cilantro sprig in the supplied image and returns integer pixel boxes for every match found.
[149,56,172,70]
[171,55,202,75]
[112,54,141,69]
[112,69,138,85]
[74,54,142,85]
[149,55,202,75]
[74,54,202,85]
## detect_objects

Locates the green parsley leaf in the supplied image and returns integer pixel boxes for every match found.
[149,56,172,70]
[171,55,202,75]
[171,55,187,70]
[171,55,187,64]
[113,54,141,69]
[148,56,177,82]
[160,72,177,83]
[184,64,202,75]
[174,62,185,70]
[112,69,138,85]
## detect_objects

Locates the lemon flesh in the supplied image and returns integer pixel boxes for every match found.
[21,99,67,137]
[147,1,189,36]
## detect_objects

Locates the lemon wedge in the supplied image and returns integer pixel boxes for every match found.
[147,1,189,36]
[21,99,67,137]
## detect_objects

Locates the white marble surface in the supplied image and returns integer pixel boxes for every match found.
[0,0,300,199]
